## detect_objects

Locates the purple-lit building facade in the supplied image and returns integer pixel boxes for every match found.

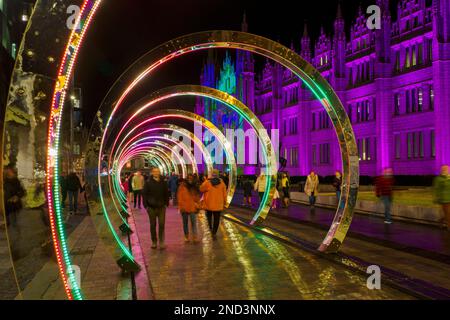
[196,0,450,177]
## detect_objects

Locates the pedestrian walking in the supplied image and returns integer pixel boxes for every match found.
[281,172,290,208]
[304,170,319,208]
[66,172,82,215]
[128,172,134,201]
[242,177,253,207]
[132,171,145,209]
[60,173,67,207]
[3,165,25,227]
[333,171,342,205]
[122,174,129,195]
[272,188,280,209]
[177,174,201,242]
[200,169,227,240]
[254,172,267,203]
[375,168,395,224]
[142,167,170,249]
[221,172,229,188]
[433,165,450,231]
[168,172,179,205]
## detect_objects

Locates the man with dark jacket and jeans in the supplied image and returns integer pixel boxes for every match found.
[66,172,82,215]
[143,167,169,249]
[3,165,25,227]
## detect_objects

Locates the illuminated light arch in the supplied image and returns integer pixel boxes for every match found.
[94,32,359,254]
[118,138,195,179]
[98,112,235,262]
[120,144,187,178]
[114,148,176,206]
[102,88,275,227]
[112,140,188,217]
[109,132,198,222]
[113,125,216,215]
[114,146,180,203]
[108,109,238,207]
[114,125,215,179]
[24,0,359,298]
[118,146,177,177]
[118,136,198,177]
[90,136,192,271]
[92,119,221,274]
[45,0,102,300]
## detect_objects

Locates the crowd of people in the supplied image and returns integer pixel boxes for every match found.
[121,168,228,249]
[3,161,448,256]
[118,164,450,252]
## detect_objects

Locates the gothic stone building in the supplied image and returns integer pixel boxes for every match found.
[196,0,450,178]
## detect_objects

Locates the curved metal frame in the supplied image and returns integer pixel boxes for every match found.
[109,109,238,206]
[94,32,359,254]
[14,0,359,298]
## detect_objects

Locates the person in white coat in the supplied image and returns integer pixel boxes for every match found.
[254,172,267,203]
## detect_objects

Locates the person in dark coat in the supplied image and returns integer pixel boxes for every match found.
[168,172,179,205]
[333,171,342,206]
[66,172,82,214]
[60,173,67,207]
[142,167,170,249]
[3,165,25,227]
[128,173,134,200]
[242,177,253,207]
[221,172,229,189]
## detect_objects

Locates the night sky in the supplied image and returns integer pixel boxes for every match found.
[76,0,399,126]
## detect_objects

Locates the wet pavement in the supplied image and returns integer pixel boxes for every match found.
[131,205,412,300]
[231,191,450,261]
[0,216,19,300]
[3,191,439,300]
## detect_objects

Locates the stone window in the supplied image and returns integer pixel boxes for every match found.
[358,138,372,161]
[395,135,401,159]
[290,147,299,167]
[312,145,317,165]
[319,143,330,164]
[394,93,401,115]
[429,86,434,110]
[418,87,423,112]
[405,47,411,69]
[430,130,435,158]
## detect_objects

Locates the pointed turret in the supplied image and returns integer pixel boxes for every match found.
[333,1,346,78]
[334,1,345,39]
[241,12,248,32]
[301,21,311,62]
[236,12,255,114]
[375,0,392,63]
[336,0,343,19]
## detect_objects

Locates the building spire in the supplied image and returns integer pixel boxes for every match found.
[241,12,248,32]
[336,0,343,19]
[334,0,345,34]
[302,20,308,38]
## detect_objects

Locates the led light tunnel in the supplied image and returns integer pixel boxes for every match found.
[94,32,358,254]
[21,8,360,298]
[108,109,238,207]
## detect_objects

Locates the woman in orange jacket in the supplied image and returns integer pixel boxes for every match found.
[177,174,201,242]
[199,169,227,239]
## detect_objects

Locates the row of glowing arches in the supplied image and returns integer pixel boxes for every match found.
[36,0,358,300]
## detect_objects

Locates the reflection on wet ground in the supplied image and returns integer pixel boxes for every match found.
[0,194,87,299]
[133,206,412,300]
[232,192,450,258]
